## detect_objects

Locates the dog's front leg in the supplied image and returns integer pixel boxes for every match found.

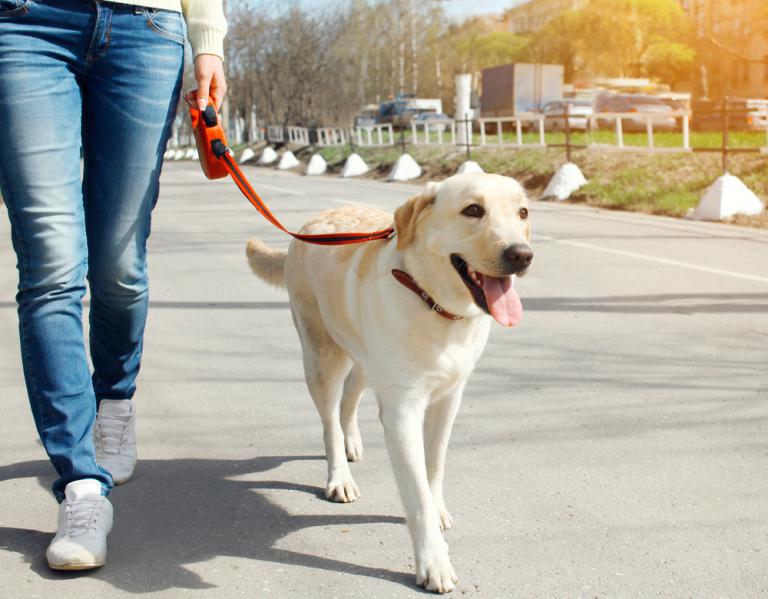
[377,390,457,594]
[425,386,464,531]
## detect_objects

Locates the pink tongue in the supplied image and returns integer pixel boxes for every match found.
[480,275,523,327]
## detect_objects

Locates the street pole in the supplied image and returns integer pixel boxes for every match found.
[721,96,729,174]
[465,112,471,160]
[565,102,572,163]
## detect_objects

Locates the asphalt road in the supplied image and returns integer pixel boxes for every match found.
[1,161,767,598]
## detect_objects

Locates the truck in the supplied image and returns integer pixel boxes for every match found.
[480,63,564,118]
[377,94,444,127]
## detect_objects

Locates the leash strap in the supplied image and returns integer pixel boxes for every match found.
[191,103,394,246]
[220,151,395,245]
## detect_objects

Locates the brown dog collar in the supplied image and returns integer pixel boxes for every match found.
[391,269,463,321]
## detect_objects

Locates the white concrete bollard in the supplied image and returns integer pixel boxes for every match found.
[277,151,300,170]
[341,153,369,178]
[173,149,186,160]
[691,173,764,220]
[239,147,256,164]
[163,149,175,160]
[190,148,199,161]
[541,162,587,201]
[257,147,278,165]
[388,153,422,182]
[457,160,484,174]
[305,154,328,176]
[183,148,196,160]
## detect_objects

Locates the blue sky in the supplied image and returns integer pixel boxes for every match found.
[262,0,524,19]
[441,0,521,17]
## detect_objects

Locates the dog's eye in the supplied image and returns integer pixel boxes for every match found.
[519,207,529,220]
[461,204,485,218]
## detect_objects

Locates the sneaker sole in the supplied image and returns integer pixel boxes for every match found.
[48,562,105,571]
[112,473,133,485]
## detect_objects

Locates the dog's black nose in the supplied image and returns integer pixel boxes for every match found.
[503,244,533,273]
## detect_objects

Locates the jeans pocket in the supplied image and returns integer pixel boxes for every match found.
[0,0,29,17]
[144,8,185,46]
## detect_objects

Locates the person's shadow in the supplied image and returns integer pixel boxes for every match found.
[0,456,412,593]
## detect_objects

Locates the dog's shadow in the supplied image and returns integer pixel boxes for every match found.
[0,456,413,593]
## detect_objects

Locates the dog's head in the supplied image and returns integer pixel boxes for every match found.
[394,173,532,326]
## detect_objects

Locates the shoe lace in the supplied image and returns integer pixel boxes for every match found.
[64,498,103,537]
[94,414,130,455]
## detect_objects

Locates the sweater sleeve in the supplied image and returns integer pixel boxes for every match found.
[181,0,228,60]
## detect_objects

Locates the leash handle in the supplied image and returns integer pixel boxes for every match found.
[191,102,230,180]
[189,103,395,246]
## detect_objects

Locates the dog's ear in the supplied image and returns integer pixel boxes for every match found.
[394,184,439,249]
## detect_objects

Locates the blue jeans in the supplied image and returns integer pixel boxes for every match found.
[0,0,184,501]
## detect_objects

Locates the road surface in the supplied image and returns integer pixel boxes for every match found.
[1,161,766,598]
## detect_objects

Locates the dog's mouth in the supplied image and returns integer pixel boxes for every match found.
[450,254,523,327]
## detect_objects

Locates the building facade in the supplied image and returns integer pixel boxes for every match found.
[679,0,768,98]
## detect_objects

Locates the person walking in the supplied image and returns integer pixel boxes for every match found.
[0,0,226,570]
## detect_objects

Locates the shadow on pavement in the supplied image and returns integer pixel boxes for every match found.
[523,292,768,314]
[0,301,291,311]
[2,293,766,314]
[0,456,412,593]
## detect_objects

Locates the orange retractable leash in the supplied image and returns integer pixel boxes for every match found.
[190,103,395,245]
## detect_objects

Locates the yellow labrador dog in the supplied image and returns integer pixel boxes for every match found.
[246,173,532,593]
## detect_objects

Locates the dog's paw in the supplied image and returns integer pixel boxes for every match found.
[437,508,454,531]
[416,552,458,594]
[344,431,364,462]
[325,477,360,503]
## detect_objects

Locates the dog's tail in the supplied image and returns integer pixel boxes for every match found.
[246,238,287,288]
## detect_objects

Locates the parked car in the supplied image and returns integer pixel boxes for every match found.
[353,104,380,128]
[378,94,443,128]
[593,93,677,132]
[413,112,452,132]
[746,99,768,131]
[689,98,755,131]
[353,115,377,128]
[542,99,593,131]
[747,108,768,131]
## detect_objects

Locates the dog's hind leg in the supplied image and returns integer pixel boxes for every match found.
[424,386,464,531]
[340,364,366,462]
[293,307,360,503]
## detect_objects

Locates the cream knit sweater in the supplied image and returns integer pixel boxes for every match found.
[111,0,227,59]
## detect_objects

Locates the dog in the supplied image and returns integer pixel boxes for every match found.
[245,172,533,593]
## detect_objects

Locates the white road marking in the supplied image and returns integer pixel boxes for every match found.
[251,183,305,196]
[538,235,768,284]
[534,202,768,242]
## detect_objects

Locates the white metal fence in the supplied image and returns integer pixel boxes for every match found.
[410,121,457,145]
[479,114,546,147]
[587,111,691,151]
[267,126,285,144]
[351,124,395,147]
[286,126,310,145]
[316,128,347,147]
[169,109,768,154]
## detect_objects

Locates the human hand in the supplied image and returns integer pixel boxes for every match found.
[185,54,227,111]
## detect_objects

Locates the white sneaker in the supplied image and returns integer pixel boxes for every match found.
[46,479,113,571]
[94,399,137,485]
